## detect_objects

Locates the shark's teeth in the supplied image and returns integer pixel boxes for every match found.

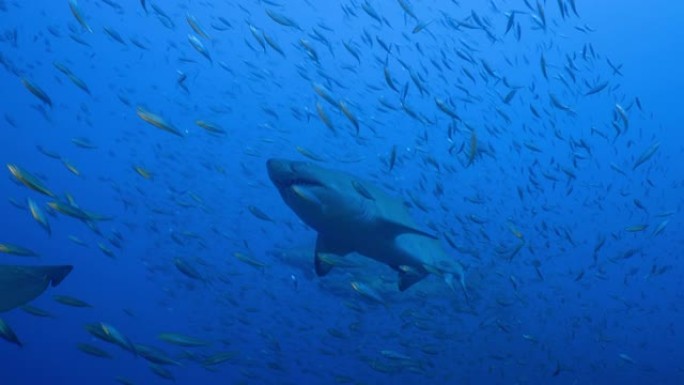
[290,185,322,205]
[280,178,322,189]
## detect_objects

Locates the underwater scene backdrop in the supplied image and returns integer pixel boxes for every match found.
[0,0,683,384]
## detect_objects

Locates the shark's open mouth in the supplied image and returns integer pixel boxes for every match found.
[277,178,323,190]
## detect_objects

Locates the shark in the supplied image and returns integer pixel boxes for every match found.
[266,158,468,299]
[0,264,73,312]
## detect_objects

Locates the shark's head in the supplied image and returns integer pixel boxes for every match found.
[267,158,367,231]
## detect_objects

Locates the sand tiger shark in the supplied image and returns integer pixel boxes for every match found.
[267,158,468,299]
[0,264,73,313]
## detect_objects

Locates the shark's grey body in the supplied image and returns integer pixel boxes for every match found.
[0,264,73,312]
[267,158,467,295]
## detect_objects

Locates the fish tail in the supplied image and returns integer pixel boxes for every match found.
[445,271,470,305]
[459,272,471,306]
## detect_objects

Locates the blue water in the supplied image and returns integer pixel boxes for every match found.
[1,0,683,384]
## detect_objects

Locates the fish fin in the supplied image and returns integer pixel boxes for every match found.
[314,235,348,277]
[378,218,438,240]
[398,270,426,291]
[444,272,470,305]
[46,265,73,287]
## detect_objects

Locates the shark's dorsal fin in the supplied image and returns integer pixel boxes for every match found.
[314,235,351,276]
[378,218,439,240]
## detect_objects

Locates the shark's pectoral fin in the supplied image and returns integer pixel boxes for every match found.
[314,235,350,277]
[314,254,334,276]
[378,218,439,240]
[398,270,427,291]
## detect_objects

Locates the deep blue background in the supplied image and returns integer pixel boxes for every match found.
[0,0,682,384]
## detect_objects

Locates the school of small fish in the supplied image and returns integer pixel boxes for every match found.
[0,0,682,384]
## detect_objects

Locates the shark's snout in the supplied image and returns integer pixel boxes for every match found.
[267,158,295,190]
[266,158,323,191]
[266,158,289,180]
